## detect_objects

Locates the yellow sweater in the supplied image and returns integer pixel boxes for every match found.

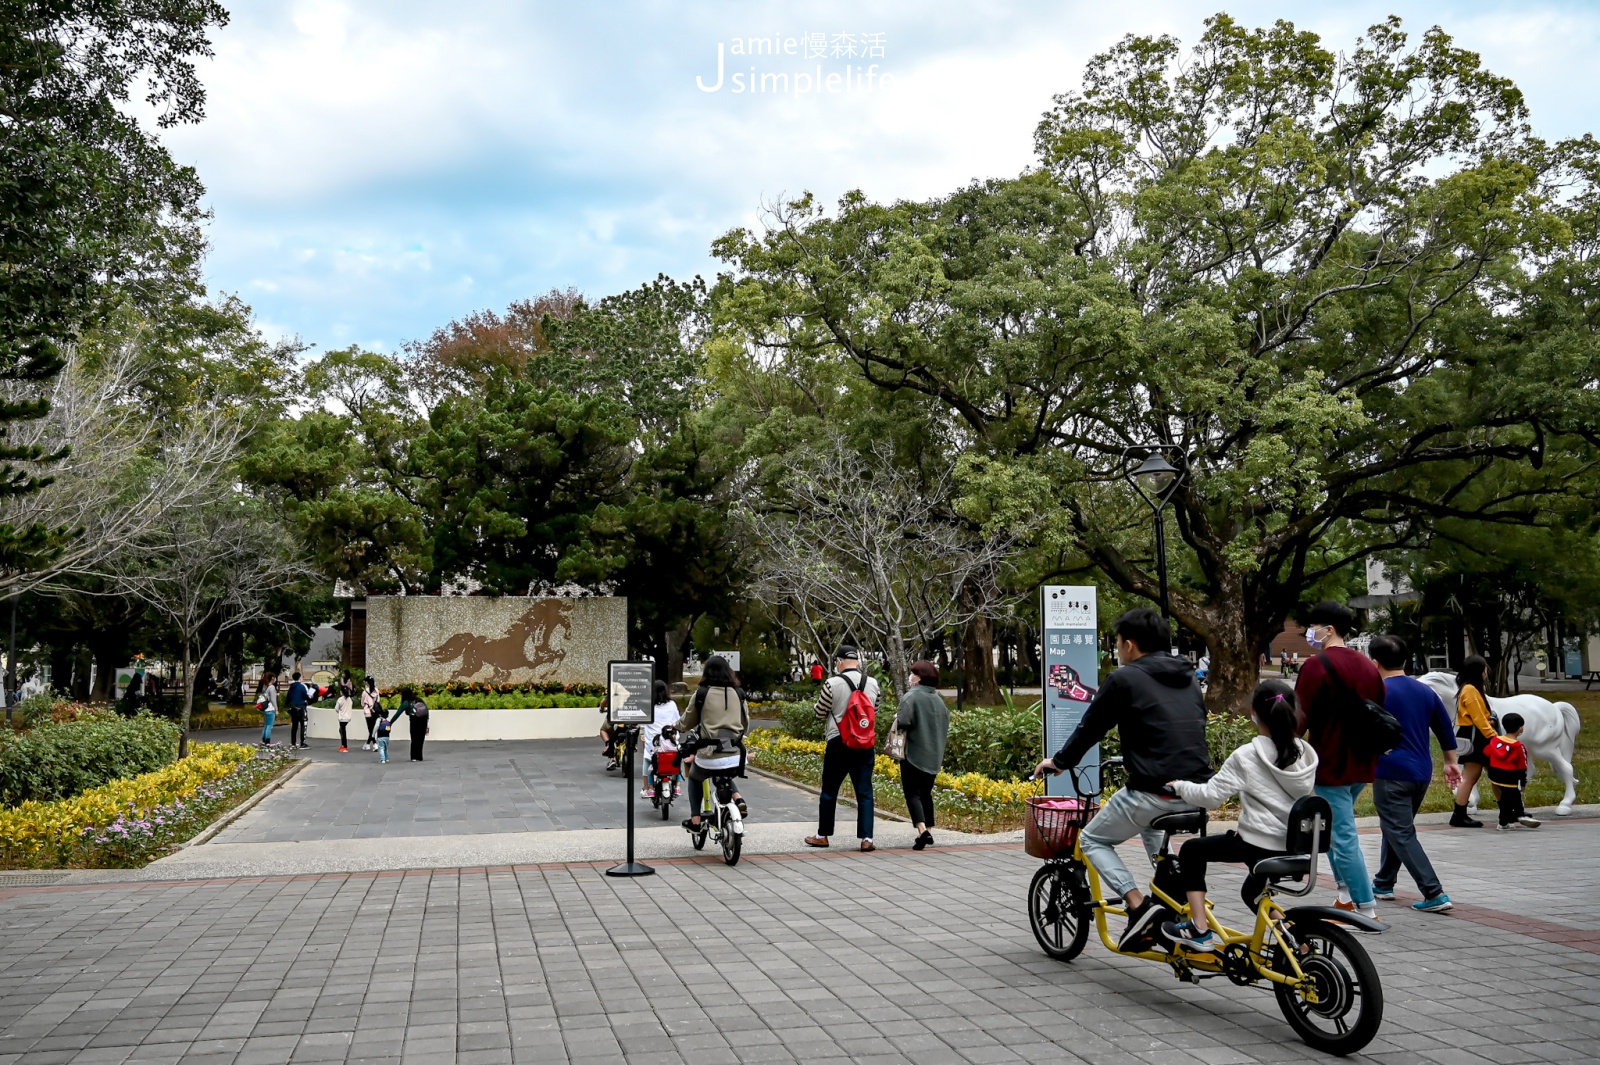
[1456,685,1496,740]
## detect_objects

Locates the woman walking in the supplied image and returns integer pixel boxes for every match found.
[896,661,950,850]
[401,687,430,762]
[256,672,279,747]
[360,677,381,750]
[1450,655,1498,828]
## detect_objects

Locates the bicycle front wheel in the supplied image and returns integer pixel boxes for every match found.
[1271,919,1384,1055]
[719,810,741,866]
[1028,862,1089,961]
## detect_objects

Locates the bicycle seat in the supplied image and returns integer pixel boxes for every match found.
[1149,810,1207,834]
[1252,855,1310,881]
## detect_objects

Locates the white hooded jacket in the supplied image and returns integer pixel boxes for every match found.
[1170,736,1319,851]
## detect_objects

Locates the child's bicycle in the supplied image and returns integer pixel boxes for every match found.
[649,739,682,821]
[1027,757,1387,1056]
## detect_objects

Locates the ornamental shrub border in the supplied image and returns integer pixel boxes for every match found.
[0,743,293,869]
[0,711,180,807]
[746,730,1042,834]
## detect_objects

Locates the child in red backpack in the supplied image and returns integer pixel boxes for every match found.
[1486,713,1541,831]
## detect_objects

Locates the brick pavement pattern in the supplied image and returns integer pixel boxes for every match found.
[209,736,817,843]
[1,821,1597,1064]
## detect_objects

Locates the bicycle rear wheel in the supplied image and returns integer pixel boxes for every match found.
[1028,862,1089,961]
[1271,919,1383,1055]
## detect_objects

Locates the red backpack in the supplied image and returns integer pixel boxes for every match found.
[835,673,877,750]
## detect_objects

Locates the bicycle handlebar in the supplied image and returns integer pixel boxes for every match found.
[1040,756,1124,799]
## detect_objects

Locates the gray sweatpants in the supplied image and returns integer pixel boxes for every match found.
[1079,787,1202,899]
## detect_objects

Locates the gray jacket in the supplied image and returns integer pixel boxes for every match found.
[895,684,949,775]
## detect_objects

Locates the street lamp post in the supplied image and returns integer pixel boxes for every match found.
[1123,447,1187,635]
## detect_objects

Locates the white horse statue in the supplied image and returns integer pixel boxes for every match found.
[1417,672,1581,814]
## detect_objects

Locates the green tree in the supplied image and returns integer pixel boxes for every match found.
[713,15,1600,708]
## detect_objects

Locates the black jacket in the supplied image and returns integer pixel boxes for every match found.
[1051,652,1211,794]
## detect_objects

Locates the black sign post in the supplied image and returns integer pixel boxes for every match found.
[606,660,656,878]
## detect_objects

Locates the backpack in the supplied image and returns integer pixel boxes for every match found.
[835,672,877,750]
[376,716,391,737]
[411,699,429,721]
[1316,654,1404,759]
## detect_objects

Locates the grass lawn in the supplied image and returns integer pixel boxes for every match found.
[1353,689,1596,817]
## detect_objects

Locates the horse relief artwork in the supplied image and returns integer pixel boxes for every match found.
[427,600,574,683]
[362,595,627,689]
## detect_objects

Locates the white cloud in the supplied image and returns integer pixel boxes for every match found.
[163,0,1600,349]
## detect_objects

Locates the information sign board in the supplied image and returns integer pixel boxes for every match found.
[712,651,741,672]
[1040,585,1100,797]
[607,661,656,725]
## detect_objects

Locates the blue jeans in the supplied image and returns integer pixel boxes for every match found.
[1315,783,1372,907]
[1079,786,1202,899]
[818,737,874,839]
[261,709,275,743]
[377,737,389,762]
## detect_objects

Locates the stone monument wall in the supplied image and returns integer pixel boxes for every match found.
[363,596,625,688]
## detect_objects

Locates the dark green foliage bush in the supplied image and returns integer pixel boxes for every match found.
[941,702,1045,779]
[0,714,181,806]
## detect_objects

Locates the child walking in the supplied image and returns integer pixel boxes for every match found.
[1487,713,1542,830]
[375,711,393,764]
[1161,680,1319,952]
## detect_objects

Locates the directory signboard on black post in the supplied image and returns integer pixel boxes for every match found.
[606,660,656,878]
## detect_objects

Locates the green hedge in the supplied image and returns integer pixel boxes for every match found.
[375,692,603,711]
[0,713,181,807]
[775,694,1257,780]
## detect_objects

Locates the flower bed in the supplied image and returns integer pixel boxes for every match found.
[0,743,293,869]
[746,730,1042,833]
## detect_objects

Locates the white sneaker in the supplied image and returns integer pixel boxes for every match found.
[1496,822,1514,831]
[1518,816,1542,829]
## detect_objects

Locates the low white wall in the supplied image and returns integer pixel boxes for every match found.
[306,705,602,742]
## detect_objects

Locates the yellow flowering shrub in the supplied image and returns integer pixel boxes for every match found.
[746,729,1042,832]
[0,743,287,868]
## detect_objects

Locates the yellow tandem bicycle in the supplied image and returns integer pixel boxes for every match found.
[1026,758,1387,1056]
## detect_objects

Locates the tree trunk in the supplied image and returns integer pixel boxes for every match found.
[883,632,911,700]
[179,642,194,758]
[1194,593,1266,716]
[963,615,1001,705]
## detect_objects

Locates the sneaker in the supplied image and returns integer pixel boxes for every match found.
[1334,898,1357,911]
[1162,919,1219,952]
[339,746,348,753]
[1496,822,1514,831]
[605,759,619,771]
[1334,899,1377,918]
[1117,899,1163,952]
[1518,816,1542,829]
[1413,894,1453,913]
[1372,887,1397,901]
[641,787,655,798]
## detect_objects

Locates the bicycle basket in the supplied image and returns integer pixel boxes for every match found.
[1024,796,1098,860]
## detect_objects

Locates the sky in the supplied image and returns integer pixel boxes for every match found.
[157,0,1600,353]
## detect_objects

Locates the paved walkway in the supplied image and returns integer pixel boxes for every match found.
[206,733,817,843]
[1,812,1596,1063]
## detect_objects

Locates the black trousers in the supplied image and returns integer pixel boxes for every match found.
[409,716,426,760]
[338,721,350,747]
[365,716,379,743]
[288,710,307,746]
[1176,831,1283,910]
[900,763,937,828]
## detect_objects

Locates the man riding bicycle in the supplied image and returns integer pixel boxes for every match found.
[1034,608,1211,951]
[678,655,750,830]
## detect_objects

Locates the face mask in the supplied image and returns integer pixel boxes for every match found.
[1304,625,1324,649]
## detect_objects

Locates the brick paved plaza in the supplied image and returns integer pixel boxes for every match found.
[1,808,1596,1065]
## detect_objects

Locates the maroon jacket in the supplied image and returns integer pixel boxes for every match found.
[1295,646,1385,787]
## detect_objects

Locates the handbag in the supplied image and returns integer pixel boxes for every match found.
[884,718,907,762]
